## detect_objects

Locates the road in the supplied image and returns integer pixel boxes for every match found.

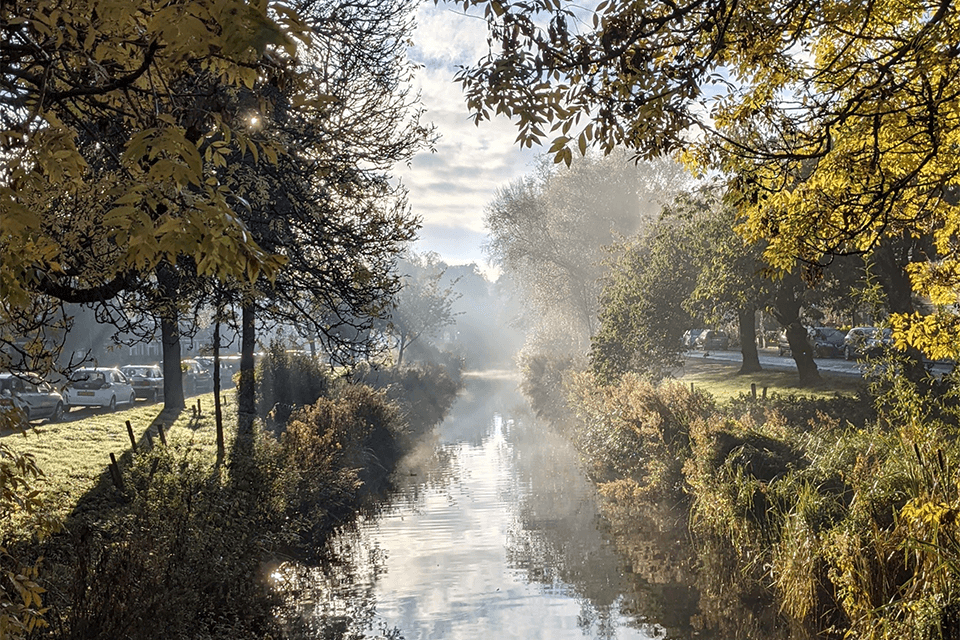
[687,347,953,379]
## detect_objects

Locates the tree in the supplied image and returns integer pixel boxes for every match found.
[450,0,960,360]
[382,253,461,368]
[590,221,699,383]
[680,187,771,375]
[1,0,293,309]
[484,149,687,354]
[216,0,433,431]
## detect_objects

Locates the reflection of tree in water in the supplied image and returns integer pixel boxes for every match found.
[504,409,716,639]
[273,520,405,639]
[596,488,791,639]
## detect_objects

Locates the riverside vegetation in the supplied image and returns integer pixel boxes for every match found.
[0,347,461,640]
[521,351,960,640]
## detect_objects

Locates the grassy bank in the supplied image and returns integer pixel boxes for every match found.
[678,359,864,401]
[1,357,463,640]
[3,392,232,520]
[521,350,959,639]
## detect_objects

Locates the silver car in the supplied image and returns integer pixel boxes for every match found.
[121,364,164,402]
[0,373,65,423]
[64,367,137,411]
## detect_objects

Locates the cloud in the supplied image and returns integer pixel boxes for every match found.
[397,4,539,273]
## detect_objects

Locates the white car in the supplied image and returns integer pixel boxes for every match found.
[0,373,65,423]
[64,367,137,411]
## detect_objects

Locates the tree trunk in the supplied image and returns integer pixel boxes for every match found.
[738,307,762,374]
[396,330,407,368]
[213,315,224,466]
[874,233,928,382]
[237,300,256,440]
[785,321,821,386]
[773,277,821,386]
[157,263,185,410]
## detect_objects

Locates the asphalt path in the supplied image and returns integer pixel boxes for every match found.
[686,347,954,379]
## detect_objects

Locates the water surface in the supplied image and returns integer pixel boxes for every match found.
[281,371,705,639]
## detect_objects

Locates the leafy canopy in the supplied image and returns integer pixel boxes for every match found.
[450,0,960,358]
[1,0,302,312]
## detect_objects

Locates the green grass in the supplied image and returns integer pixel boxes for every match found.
[677,360,865,402]
[2,390,237,518]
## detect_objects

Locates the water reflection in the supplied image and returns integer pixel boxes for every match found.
[278,372,715,639]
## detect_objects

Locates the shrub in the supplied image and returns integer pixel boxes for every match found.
[350,360,462,440]
[566,371,716,498]
[255,341,331,426]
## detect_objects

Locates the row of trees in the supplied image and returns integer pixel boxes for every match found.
[1,0,436,433]
[486,151,934,388]
[460,0,960,370]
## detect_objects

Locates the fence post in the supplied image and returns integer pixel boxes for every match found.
[157,424,167,446]
[108,453,125,491]
[751,383,757,399]
[125,420,137,452]
[762,386,768,399]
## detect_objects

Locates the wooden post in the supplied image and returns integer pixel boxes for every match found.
[196,398,201,415]
[762,386,768,399]
[108,453,125,491]
[690,382,694,393]
[146,431,154,450]
[147,458,160,484]
[125,420,137,452]
[157,424,167,446]
[751,383,757,399]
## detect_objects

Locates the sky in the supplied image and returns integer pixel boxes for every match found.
[396,3,540,278]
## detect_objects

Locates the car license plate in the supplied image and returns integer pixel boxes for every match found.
[78,391,95,396]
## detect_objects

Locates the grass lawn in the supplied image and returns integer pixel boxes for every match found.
[676,359,865,402]
[2,390,237,518]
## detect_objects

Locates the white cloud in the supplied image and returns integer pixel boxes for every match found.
[396,3,539,274]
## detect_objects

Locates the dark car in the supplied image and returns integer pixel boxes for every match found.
[696,330,729,351]
[121,364,164,402]
[810,327,846,358]
[0,373,65,423]
[863,328,894,358]
[779,326,846,358]
[182,359,213,395]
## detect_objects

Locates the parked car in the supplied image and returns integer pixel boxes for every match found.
[0,372,65,423]
[843,326,880,360]
[182,359,213,395]
[810,327,846,358]
[682,329,705,350]
[778,326,844,357]
[194,355,241,388]
[696,330,730,351]
[64,367,136,411]
[864,328,894,358]
[121,364,164,402]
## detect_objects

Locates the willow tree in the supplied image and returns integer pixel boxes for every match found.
[450,0,960,360]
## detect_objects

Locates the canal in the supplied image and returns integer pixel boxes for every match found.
[277,370,711,640]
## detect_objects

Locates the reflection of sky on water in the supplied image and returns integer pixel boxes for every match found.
[297,374,660,640]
